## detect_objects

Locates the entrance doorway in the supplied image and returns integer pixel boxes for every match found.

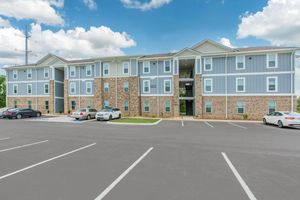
[180,100,194,116]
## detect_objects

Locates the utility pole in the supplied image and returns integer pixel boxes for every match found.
[25,25,31,65]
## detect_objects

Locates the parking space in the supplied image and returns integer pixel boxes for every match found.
[26,115,95,123]
[0,119,299,200]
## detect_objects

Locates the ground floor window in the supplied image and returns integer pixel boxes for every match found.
[104,100,109,108]
[268,101,276,114]
[28,101,32,109]
[71,101,76,110]
[85,100,93,108]
[124,100,129,111]
[45,101,49,110]
[205,101,212,113]
[13,100,18,108]
[237,101,245,114]
[165,100,171,112]
[144,100,150,112]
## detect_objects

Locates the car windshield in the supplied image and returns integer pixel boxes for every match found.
[100,109,112,112]
[77,109,86,112]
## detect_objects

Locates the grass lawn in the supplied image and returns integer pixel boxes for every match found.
[112,118,160,124]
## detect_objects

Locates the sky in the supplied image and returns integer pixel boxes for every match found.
[0,0,299,91]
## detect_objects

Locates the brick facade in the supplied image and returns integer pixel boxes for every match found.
[7,97,53,114]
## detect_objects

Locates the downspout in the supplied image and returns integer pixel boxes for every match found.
[225,54,228,119]
[79,66,81,108]
[291,51,295,112]
[115,61,118,108]
[35,68,38,110]
[157,59,159,117]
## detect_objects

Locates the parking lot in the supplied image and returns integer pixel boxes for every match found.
[0,118,300,200]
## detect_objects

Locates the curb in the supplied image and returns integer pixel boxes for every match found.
[107,118,162,126]
[162,118,261,123]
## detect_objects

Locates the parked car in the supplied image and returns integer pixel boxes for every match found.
[0,107,12,118]
[96,108,122,121]
[263,111,300,128]
[70,108,97,120]
[5,108,42,119]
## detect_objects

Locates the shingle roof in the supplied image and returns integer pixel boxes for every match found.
[234,46,296,52]
[139,52,176,59]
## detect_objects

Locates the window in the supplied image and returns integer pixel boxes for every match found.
[204,79,213,93]
[85,100,93,108]
[164,80,171,93]
[70,82,76,94]
[13,100,18,108]
[124,100,129,111]
[27,84,32,94]
[103,100,109,108]
[28,101,32,109]
[44,68,49,78]
[103,63,110,75]
[143,80,150,93]
[204,57,212,71]
[268,101,276,114]
[267,77,278,92]
[236,77,245,92]
[13,70,18,79]
[237,101,245,114]
[123,82,129,92]
[205,101,212,113]
[144,100,150,112]
[143,61,150,74]
[45,101,49,110]
[123,62,129,75]
[164,60,171,73]
[165,100,171,112]
[71,100,76,110]
[104,82,109,93]
[70,66,76,77]
[267,53,277,68]
[86,82,92,94]
[13,84,18,95]
[27,69,32,79]
[86,65,92,76]
[44,83,49,94]
[236,55,245,70]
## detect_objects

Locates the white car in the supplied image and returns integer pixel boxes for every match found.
[96,108,122,121]
[263,111,300,128]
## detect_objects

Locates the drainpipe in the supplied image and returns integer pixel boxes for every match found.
[291,51,295,112]
[35,68,38,110]
[79,66,81,108]
[156,59,159,117]
[225,54,228,119]
[115,61,118,108]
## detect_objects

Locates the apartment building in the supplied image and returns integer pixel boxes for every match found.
[4,39,298,120]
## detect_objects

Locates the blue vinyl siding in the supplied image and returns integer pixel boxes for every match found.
[130,59,138,76]
[202,76,225,94]
[138,60,173,76]
[140,77,172,95]
[95,62,101,77]
[7,81,50,95]
[69,80,94,95]
[6,68,52,82]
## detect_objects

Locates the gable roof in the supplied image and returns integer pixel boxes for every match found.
[191,39,233,53]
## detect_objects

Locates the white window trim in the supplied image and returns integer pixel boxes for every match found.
[123,62,129,75]
[70,66,76,78]
[104,82,109,92]
[164,79,172,93]
[70,82,76,95]
[236,77,245,93]
[143,101,150,112]
[44,83,49,95]
[143,80,150,93]
[27,68,32,79]
[267,76,278,92]
[266,53,278,68]
[204,57,213,71]
[13,70,18,80]
[103,63,110,76]
[204,78,213,93]
[86,82,92,94]
[86,65,92,77]
[205,101,212,113]
[13,84,18,95]
[27,84,32,94]
[143,61,150,74]
[237,101,245,114]
[164,60,171,73]
[44,68,49,78]
[236,55,245,70]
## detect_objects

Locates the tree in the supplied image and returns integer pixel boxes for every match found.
[0,76,6,108]
[297,97,300,113]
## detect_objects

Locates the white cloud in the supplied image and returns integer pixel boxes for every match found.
[0,0,64,26]
[82,0,97,10]
[237,0,300,46]
[0,24,136,66]
[219,37,235,48]
[121,0,172,11]
[0,17,10,28]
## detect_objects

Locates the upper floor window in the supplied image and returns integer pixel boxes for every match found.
[86,82,92,94]
[86,65,92,76]
[268,101,276,114]
[236,55,245,70]
[165,100,171,112]
[13,84,18,95]
[236,77,245,92]
[267,77,278,92]
[143,80,150,93]
[27,69,32,79]
[164,60,171,73]
[164,80,171,93]
[267,53,277,68]
[44,68,49,78]
[204,58,212,71]
[70,82,76,94]
[204,78,213,93]
[104,82,109,93]
[123,62,129,75]
[103,63,110,76]
[13,70,18,80]
[70,66,76,77]
[143,61,150,74]
[237,101,245,114]
[27,84,32,94]
[123,82,129,92]
[44,83,49,94]
[205,101,212,113]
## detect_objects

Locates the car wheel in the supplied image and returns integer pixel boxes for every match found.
[75,118,79,120]
[118,114,121,119]
[97,118,100,121]
[109,115,112,121]
[36,112,41,117]
[263,118,268,125]
[87,115,91,120]
[16,114,22,119]
[278,120,284,128]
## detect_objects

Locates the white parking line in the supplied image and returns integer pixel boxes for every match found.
[94,147,154,200]
[0,140,49,153]
[228,122,248,129]
[204,121,214,128]
[222,152,257,200]
[0,137,10,141]
[181,119,184,127]
[0,143,96,181]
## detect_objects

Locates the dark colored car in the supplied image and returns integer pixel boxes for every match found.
[6,108,42,119]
